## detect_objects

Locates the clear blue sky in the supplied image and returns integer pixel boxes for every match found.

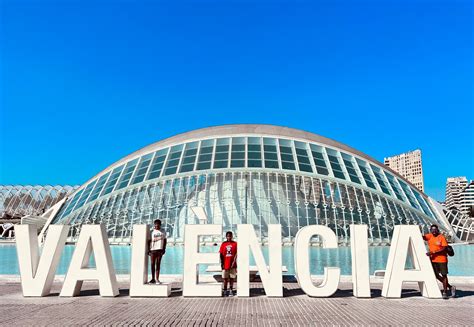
[1,0,472,201]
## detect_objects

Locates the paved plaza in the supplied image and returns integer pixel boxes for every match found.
[0,277,473,326]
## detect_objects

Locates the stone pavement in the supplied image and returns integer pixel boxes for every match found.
[0,279,472,326]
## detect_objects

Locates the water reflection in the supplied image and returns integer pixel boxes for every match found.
[1,244,472,276]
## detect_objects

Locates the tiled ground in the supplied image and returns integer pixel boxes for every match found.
[0,280,472,326]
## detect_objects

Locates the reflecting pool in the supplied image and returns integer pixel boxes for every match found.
[1,244,473,276]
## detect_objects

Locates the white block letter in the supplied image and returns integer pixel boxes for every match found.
[295,225,340,297]
[130,225,170,297]
[382,225,441,298]
[15,224,69,296]
[60,224,118,297]
[183,224,222,297]
[350,224,371,297]
[237,224,283,297]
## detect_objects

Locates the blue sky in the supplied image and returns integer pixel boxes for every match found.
[1,0,472,201]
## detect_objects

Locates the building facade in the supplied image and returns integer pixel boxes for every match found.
[384,149,424,192]
[445,177,469,211]
[39,125,457,245]
[459,181,474,217]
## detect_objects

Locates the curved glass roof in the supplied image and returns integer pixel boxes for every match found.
[55,131,436,222]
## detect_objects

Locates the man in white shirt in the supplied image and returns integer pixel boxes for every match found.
[148,219,167,284]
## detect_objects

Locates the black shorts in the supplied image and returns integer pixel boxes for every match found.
[150,249,164,256]
[432,262,448,276]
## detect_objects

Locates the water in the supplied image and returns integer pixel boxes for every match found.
[1,244,473,276]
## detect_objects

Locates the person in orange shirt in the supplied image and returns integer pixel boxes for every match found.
[423,224,455,299]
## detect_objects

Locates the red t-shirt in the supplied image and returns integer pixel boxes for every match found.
[219,241,237,270]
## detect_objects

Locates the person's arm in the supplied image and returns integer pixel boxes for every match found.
[148,238,151,255]
[219,244,224,269]
[429,236,448,255]
[163,237,167,254]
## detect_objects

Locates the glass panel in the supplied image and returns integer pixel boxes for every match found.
[309,144,329,175]
[247,137,262,168]
[147,148,168,180]
[326,148,346,180]
[340,153,361,184]
[179,142,199,173]
[101,165,125,196]
[279,139,295,170]
[86,171,111,204]
[115,158,139,190]
[73,180,97,211]
[398,180,421,210]
[263,138,279,169]
[163,144,183,176]
[412,190,435,218]
[130,153,154,185]
[355,159,376,189]
[294,141,312,173]
[213,138,229,169]
[59,189,84,219]
[370,164,392,196]
[384,172,406,202]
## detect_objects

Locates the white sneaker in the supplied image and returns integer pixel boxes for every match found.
[156,280,162,285]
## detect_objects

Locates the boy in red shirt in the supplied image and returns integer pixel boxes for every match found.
[423,224,455,299]
[219,231,237,297]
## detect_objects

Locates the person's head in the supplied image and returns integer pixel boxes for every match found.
[430,224,439,236]
[226,231,233,242]
[154,219,161,230]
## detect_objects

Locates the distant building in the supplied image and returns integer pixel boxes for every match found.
[384,149,424,192]
[459,180,474,217]
[445,177,468,211]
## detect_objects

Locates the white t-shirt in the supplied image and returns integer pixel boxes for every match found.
[150,229,166,251]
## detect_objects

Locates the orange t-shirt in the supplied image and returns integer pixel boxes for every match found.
[424,233,448,263]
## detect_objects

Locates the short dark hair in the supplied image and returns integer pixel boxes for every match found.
[154,219,161,225]
[430,224,438,229]
[226,231,233,237]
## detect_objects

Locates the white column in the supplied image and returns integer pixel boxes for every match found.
[350,224,371,297]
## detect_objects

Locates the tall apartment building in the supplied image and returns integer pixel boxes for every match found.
[459,180,474,217]
[445,177,468,210]
[384,149,424,192]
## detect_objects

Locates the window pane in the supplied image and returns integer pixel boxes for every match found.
[86,171,111,204]
[130,153,154,186]
[163,145,183,176]
[370,164,392,195]
[356,159,376,189]
[147,149,168,180]
[310,144,329,175]
[115,158,139,190]
[102,165,125,196]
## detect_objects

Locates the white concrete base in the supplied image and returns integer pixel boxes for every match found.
[130,283,171,297]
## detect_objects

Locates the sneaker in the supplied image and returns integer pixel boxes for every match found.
[149,279,156,284]
[450,286,456,298]
[156,280,162,285]
[228,290,234,297]
[232,289,237,297]
[442,291,449,300]
[223,290,229,297]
